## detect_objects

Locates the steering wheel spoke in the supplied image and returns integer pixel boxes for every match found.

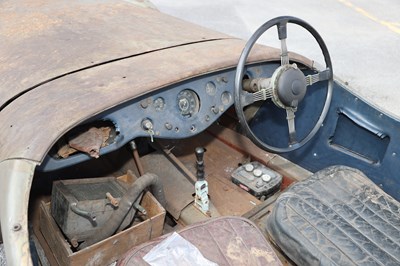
[240,88,273,107]
[277,22,290,65]
[286,109,298,144]
[280,38,290,66]
[253,88,274,102]
[305,68,332,86]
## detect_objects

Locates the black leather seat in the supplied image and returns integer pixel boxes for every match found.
[266,166,400,266]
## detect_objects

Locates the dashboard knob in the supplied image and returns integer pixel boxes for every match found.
[262,174,272,182]
[253,168,262,177]
[244,164,254,172]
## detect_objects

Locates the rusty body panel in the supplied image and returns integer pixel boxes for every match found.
[0,40,286,164]
[0,0,229,109]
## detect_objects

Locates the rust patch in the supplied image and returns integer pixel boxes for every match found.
[57,144,77,159]
[58,127,111,158]
[0,1,129,40]
[0,12,61,39]
[0,0,233,109]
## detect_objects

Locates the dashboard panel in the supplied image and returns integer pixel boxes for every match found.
[38,63,279,171]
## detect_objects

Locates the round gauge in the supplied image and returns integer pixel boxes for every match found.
[177,89,200,118]
[153,97,165,112]
[221,91,232,105]
[205,81,217,96]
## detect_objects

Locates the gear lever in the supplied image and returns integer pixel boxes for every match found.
[194,147,209,214]
[195,147,205,180]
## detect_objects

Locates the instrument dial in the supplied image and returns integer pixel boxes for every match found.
[177,89,200,118]
[205,81,217,96]
[153,97,165,111]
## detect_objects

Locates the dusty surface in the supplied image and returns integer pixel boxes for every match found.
[0,0,229,108]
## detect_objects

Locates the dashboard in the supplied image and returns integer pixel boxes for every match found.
[38,63,278,172]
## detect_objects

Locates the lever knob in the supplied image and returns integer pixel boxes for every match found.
[195,147,205,163]
[195,147,205,180]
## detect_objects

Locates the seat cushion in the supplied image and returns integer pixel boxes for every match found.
[266,165,400,266]
[118,216,282,266]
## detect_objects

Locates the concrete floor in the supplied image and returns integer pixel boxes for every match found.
[152,0,400,118]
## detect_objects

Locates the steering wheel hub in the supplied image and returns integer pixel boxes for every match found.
[272,64,307,109]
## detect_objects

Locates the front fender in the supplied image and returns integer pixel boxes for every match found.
[0,159,36,266]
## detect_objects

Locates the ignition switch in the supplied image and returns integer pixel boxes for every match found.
[141,118,154,142]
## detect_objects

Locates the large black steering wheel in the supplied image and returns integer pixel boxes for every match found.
[234,16,333,153]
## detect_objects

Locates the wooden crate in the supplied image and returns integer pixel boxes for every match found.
[38,191,165,266]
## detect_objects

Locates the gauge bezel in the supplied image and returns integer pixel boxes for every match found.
[177,89,200,118]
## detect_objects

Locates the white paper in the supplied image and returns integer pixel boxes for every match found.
[143,232,218,266]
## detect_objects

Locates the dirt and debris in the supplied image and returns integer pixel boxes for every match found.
[57,127,111,158]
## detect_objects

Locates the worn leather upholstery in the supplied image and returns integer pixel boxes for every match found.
[266,165,400,266]
[118,216,282,266]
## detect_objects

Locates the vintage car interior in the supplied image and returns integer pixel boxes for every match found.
[0,1,399,265]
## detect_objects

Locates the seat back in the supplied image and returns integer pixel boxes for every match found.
[266,166,400,265]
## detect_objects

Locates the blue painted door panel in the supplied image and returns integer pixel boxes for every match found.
[251,80,400,201]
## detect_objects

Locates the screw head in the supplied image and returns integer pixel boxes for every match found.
[12,223,21,231]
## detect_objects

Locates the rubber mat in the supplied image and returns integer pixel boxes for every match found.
[266,165,400,266]
[118,216,282,266]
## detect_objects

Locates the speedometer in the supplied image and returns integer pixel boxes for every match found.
[177,89,200,118]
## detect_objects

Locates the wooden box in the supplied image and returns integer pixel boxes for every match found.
[38,191,165,266]
[51,177,134,242]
